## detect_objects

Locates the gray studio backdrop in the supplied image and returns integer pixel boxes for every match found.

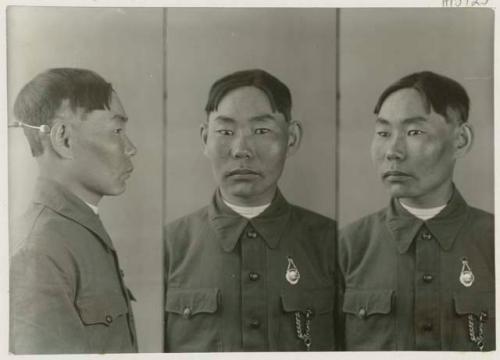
[338,8,494,227]
[7,7,494,353]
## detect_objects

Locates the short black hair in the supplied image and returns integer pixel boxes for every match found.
[205,69,292,122]
[14,68,114,156]
[374,71,470,124]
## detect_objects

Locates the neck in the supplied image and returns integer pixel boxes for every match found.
[38,160,102,206]
[399,181,453,209]
[220,187,277,207]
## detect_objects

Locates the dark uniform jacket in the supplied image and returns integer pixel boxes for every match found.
[164,189,342,352]
[339,188,495,351]
[10,178,138,354]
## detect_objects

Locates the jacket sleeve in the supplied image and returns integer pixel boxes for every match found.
[10,247,88,354]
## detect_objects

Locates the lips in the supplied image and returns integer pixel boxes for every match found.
[226,168,261,177]
[382,170,411,179]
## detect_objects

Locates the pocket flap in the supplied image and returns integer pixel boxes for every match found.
[280,287,333,315]
[165,288,219,316]
[76,295,129,326]
[343,289,394,316]
[453,291,495,317]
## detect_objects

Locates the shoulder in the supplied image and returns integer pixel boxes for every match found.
[467,205,494,227]
[12,204,90,261]
[340,207,387,241]
[165,205,210,240]
[338,208,389,257]
[289,204,336,230]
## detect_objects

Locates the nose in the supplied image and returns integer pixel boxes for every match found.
[124,135,137,157]
[385,134,405,161]
[231,132,253,159]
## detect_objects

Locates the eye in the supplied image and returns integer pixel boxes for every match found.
[255,128,271,135]
[408,129,424,136]
[216,129,233,136]
[376,131,390,138]
[113,128,123,134]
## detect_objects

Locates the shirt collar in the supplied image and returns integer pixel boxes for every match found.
[208,188,292,252]
[386,185,469,254]
[32,177,115,251]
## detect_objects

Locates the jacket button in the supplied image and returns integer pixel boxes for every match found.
[183,307,192,319]
[105,315,113,324]
[423,274,433,283]
[249,319,261,329]
[247,230,257,239]
[358,307,367,319]
[421,231,432,240]
[422,322,433,331]
[249,272,260,281]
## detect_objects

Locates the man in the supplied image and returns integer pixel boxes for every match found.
[164,69,341,352]
[339,71,494,351]
[10,68,138,354]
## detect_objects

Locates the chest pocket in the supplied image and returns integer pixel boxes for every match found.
[342,289,395,350]
[164,288,221,352]
[279,286,334,351]
[453,291,495,351]
[76,295,129,326]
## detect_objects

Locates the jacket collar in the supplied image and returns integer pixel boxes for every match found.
[386,186,469,254]
[208,188,291,252]
[32,177,115,251]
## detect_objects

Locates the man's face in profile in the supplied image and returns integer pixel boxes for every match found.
[371,88,460,207]
[69,92,137,203]
[202,86,295,206]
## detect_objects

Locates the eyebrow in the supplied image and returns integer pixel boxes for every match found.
[112,114,128,122]
[212,113,277,123]
[376,116,427,125]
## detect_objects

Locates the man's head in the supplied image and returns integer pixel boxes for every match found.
[14,68,137,204]
[201,69,302,206]
[371,71,473,208]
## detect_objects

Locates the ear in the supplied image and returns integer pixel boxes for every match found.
[454,122,473,159]
[50,119,73,159]
[200,122,209,156]
[286,120,303,157]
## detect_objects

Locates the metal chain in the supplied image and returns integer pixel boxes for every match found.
[294,309,313,351]
[468,312,487,351]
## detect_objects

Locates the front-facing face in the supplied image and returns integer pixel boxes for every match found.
[202,86,300,206]
[371,88,466,208]
[68,92,137,204]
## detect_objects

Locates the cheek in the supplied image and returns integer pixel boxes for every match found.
[205,137,230,158]
[370,140,384,163]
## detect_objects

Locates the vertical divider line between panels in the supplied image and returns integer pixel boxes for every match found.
[334,9,341,223]
[161,7,168,352]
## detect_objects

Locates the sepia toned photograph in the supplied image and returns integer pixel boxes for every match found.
[4,2,495,355]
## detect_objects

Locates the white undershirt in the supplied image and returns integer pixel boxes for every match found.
[399,200,446,221]
[84,201,99,215]
[223,199,270,219]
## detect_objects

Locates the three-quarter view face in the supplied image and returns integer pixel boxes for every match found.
[339,71,494,351]
[372,87,469,208]
[202,85,299,206]
[6,6,494,355]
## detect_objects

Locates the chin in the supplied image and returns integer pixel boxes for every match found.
[104,183,127,196]
[386,184,413,199]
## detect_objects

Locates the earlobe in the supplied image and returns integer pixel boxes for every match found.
[286,121,303,157]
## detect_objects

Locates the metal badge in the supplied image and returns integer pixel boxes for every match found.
[460,257,475,287]
[286,256,300,285]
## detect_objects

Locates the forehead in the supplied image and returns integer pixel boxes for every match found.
[378,88,429,120]
[212,86,274,116]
